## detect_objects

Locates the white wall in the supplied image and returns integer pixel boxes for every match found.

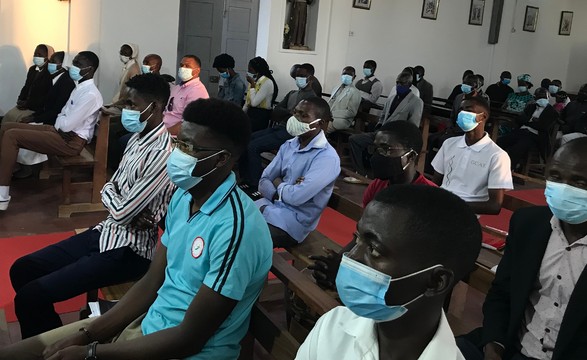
[258,0,587,101]
[0,0,180,114]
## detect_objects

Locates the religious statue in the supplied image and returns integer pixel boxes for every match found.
[285,0,314,50]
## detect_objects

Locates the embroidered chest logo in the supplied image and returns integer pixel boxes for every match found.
[191,237,205,259]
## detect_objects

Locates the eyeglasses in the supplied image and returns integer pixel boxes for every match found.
[171,137,223,156]
[367,145,415,158]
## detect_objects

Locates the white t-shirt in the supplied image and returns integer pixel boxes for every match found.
[296,306,465,360]
[431,133,513,202]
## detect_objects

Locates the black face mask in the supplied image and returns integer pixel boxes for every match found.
[370,152,412,183]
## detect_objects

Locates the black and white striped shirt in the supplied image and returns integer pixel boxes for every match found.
[94,122,175,259]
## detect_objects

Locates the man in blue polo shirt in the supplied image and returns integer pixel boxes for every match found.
[0,98,273,360]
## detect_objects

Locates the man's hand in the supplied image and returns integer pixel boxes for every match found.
[20,115,34,123]
[308,247,342,290]
[483,342,504,360]
[43,332,89,359]
[110,181,120,194]
[45,345,86,360]
[131,208,157,230]
[295,176,305,185]
[272,177,283,188]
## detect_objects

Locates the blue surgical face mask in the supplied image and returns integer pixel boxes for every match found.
[502,78,511,85]
[166,148,224,191]
[363,68,373,77]
[456,111,480,132]
[141,64,152,74]
[341,74,353,86]
[549,85,559,94]
[33,56,46,67]
[121,103,153,133]
[518,86,528,93]
[335,254,441,322]
[416,74,422,82]
[545,181,587,224]
[219,71,230,79]
[69,65,90,82]
[461,84,473,94]
[295,76,308,89]
[536,98,549,108]
[47,63,59,75]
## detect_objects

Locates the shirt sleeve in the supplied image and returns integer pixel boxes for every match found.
[487,151,513,190]
[54,90,101,133]
[362,182,376,208]
[277,151,340,206]
[101,149,171,224]
[249,78,274,107]
[331,89,361,121]
[368,81,383,103]
[408,99,424,127]
[431,142,446,174]
[258,146,284,200]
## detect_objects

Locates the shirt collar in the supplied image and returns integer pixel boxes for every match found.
[76,78,95,89]
[550,216,587,247]
[456,133,491,152]
[340,311,378,355]
[291,130,328,152]
[418,311,460,359]
[186,172,237,216]
[137,122,169,147]
[181,77,202,88]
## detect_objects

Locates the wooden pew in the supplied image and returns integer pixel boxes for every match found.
[55,113,111,217]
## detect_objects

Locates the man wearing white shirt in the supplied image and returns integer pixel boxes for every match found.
[432,97,513,215]
[296,185,481,360]
[0,51,103,211]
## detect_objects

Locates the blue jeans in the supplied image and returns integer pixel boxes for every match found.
[238,126,292,186]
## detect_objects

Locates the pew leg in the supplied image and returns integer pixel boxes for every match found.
[62,168,72,205]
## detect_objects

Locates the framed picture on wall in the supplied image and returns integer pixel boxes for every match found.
[421,0,439,20]
[523,6,539,32]
[559,11,573,36]
[468,0,485,26]
[352,0,371,10]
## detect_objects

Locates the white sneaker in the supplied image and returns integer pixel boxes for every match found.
[0,196,10,211]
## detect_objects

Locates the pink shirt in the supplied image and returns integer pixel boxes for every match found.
[163,77,209,129]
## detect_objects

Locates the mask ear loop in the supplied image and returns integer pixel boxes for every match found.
[198,150,232,179]
[400,149,417,170]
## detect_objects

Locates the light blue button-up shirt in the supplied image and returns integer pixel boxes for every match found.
[258,130,340,242]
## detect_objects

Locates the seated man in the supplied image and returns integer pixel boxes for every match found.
[111,43,140,104]
[310,121,437,289]
[238,64,318,187]
[497,87,559,170]
[163,54,210,135]
[485,71,514,108]
[140,53,162,75]
[256,97,340,247]
[8,73,175,339]
[432,97,513,215]
[450,74,491,125]
[414,65,434,114]
[0,51,104,211]
[2,44,54,123]
[0,98,273,360]
[349,71,423,176]
[560,83,587,145]
[503,74,534,114]
[213,53,247,105]
[296,185,482,359]
[355,60,383,109]
[326,66,362,133]
[457,137,587,360]
[301,63,323,97]
[446,69,474,107]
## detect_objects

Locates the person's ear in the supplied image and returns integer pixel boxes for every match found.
[478,111,488,123]
[215,151,232,168]
[424,267,454,297]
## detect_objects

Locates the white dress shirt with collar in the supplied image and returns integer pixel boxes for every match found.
[54,78,103,141]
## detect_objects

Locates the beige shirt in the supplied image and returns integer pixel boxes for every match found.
[520,216,587,359]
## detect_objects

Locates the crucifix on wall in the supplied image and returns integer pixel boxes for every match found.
[284,0,314,50]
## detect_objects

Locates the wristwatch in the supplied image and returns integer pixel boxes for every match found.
[85,341,99,360]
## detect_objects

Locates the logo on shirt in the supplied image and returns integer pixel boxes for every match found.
[470,160,487,168]
[191,237,205,259]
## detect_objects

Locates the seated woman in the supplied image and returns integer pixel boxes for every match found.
[502,74,534,114]
[497,87,559,170]
[243,56,278,132]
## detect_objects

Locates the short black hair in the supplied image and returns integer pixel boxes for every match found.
[37,44,49,55]
[552,79,562,86]
[249,56,278,103]
[213,53,235,69]
[464,96,491,117]
[463,69,474,78]
[182,98,251,155]
[301,63,315,75]
[183,54,201,68]
[78,51,99,70]
[464,74,480,89]
[343,66,356,76]
[541,78,551,89]
[301,97,331,122]
[372,185,481,282]
[364,60,377,70]
[53,51,65,63]
[500,71,512,79]
[378,121,423,154]
[144,54,162,65]
[414,65,425,76]
[125,73,171,106]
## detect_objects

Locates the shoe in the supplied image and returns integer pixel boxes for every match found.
[0,197,10,211]
[12,165,33,179]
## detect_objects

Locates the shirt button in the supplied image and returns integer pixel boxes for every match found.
[540,338,544,344]
[557,275,562,280]
[554,302,559,307]
[542,348,548,352]
[566,246,571,251]
[545,328,550,333]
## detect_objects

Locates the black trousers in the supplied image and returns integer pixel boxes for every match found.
[268,224,299,248]
[456,335,538,360]
[10,228,151,338]
[497,129,539,170]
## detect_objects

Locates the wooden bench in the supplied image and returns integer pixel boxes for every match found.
[55,113,111,217]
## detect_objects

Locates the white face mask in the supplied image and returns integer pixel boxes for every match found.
[120,55,130,64]
[178,67,194,82]
[286,116,321,137]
